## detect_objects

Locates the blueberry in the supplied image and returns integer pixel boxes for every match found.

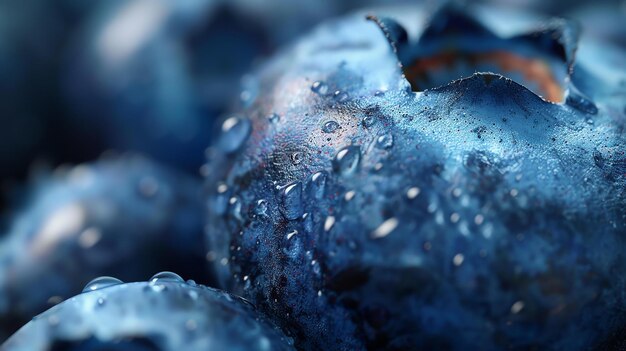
[1,273,294,351]
[205,4,626,350]
[0,155,209,340]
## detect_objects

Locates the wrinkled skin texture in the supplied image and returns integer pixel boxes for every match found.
[1,279,294,351]
[205,3,626,350]
[0,156,208,340]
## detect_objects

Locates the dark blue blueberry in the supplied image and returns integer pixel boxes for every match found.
[0,155,209,340]
[1,274,294,351]
[205,4,626,351]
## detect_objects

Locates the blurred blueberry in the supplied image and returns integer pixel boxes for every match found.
[0,155,209,340]
[205,3,626,350]
[1,273,294,351]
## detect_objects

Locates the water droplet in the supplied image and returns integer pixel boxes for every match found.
[150,272,184,285]
[333,90,349,102]
[254,199,269,216]
[291,152,304,165]
[308,171,327,199]
[82,276,123,293]
[362,115,376,128]
[311,81,328,95]
[450,213,460,223]
[371,218,398,239]
[322,120,340,133]
[453,254,464,266]
[510,300,525,314]
[333,146,361,176]
[344,190,356,202]
[138,177,159,198]
[267,113,280,123]
[218,116,251,153]
[406,187,420,199]
[97,297,105,306]
[280,182,303,220]
[324,216,336,231]
[375,134,394,149]
[286,230,298,240]
[474,214,484,225]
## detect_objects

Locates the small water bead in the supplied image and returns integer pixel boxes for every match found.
[510,301,525,314]
[322,120,340,133]
[311,81,329,95]
[375,134,394,149]
[453,253,465,266]
[406,187,420,199]
[333,146,361,176]
[371,217,399,239]
[82,276,123,293]
[333,90,349,102]
[324,216,336,231]
[218,116,251,153]
[280,182,303,220]
[267,113,280,123]
[254,199,269,216]
[362,115,376,128]
[291,152,304,165]
[150,271,185,285]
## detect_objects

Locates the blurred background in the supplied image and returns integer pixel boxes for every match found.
[0,0,624,341]
[1,0,624,191]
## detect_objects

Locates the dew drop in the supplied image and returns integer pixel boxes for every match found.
[150,271,184,285]
[453,253,465,266]
[280,182,303,220]
[510,300,525,314]
[254,199,269,216]
[324,216,336,231]
[375,134,394,149]
[311,81,329,95]
[371,218,398,239]
[333,146,361,176]
[308,171,327,199]
[322,120,340,133]
[291,152,304,165]
[333,90,349,102]
[267,113,280,123]
[362,115,376,128]
[82,276,123,293]
[218,116,251,153]
[406,187,420,199]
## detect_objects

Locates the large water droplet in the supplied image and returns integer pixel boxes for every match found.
[375,134,394,149]
[307,171,327,199]
[322,120,340,133]
[333,146,361,176]
[218,116,251,153]
[254,199,269,216]
[82,276,123,293]
[280,182,303,220]
[311,81,329,95]
[150,271,184,285]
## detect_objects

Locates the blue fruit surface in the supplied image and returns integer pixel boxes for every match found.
[1,273,294,351]
[0,155,208,340]
[205,3,626,350]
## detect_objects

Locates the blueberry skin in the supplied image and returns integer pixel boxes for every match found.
[0,155,208,340]
[205,4,626,351]
[0,278,294,351]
